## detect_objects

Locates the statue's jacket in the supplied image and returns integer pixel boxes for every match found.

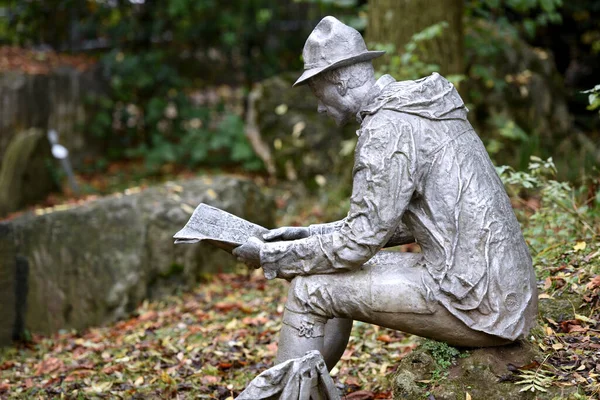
[260,73,538,341]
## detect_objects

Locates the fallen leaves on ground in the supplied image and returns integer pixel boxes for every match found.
[529,241,600,397]
[0,272,413,399]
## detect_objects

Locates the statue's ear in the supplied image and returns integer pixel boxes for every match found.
[336,80,348,96]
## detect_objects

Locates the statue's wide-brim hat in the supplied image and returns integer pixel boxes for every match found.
[294,16,385,87]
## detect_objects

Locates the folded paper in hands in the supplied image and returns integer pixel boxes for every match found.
[173,203,267,253]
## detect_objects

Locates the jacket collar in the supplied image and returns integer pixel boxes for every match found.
[356,74,396,123]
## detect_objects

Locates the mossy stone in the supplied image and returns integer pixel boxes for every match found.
[391,341,577,400]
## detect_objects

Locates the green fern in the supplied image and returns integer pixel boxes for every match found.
[515,368,555,393]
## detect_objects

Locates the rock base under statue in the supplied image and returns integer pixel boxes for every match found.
[392,341,576,399]
[236,351,340,400]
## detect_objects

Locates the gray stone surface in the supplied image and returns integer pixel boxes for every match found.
[0,66,104,168]
[0,224,16,345]
[0,128,56,217]
[391,341,576,400]
[0,66,106,213]
[0,175,273,345]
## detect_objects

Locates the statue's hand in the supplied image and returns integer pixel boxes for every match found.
[233,237,263,270]
[262,227,310,242]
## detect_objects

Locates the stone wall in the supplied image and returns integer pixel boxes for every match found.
[0,175,273,346]
[0,65,104,168]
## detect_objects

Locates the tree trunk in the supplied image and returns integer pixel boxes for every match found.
[366,0,464,75]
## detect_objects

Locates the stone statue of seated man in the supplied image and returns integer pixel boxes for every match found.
[233,16,538,375]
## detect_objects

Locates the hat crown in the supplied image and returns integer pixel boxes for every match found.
[302,16,368,71]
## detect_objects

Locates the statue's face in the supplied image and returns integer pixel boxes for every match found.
[308,77,354,127]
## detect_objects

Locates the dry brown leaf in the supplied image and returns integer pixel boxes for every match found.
[200,375,221,385]
[102,364,124,374]
[587,275,600,290]
[65,370,94,382]
[34,357,65,376]
[346,390,375,400]
[376,334,393,343]
[345,376,361,386]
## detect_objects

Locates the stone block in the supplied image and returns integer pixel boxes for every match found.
[392,341,576,400]
[0,175,273,342]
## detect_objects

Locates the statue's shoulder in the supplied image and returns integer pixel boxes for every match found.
[362,73,467,123]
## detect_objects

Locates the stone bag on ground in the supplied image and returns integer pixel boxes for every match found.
[0,176,273,346]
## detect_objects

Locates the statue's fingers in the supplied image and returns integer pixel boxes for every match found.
[299,367,317,400]
[316,359,339,398]
[263,268,277,280]
[262,228,283,241]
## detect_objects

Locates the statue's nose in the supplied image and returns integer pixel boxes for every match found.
[317,102,327,114]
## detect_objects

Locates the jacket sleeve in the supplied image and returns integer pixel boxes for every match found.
[260,112,417,277]
[308,220,345,235]
[384,220,416,247]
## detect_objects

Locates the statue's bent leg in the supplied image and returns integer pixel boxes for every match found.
[323,318,352,370]
[276,251,509,367]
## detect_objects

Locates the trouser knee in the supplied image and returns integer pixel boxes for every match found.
[282,276,332,339]
[286,275,335,319]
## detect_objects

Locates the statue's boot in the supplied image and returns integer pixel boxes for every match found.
[235,350,340,400]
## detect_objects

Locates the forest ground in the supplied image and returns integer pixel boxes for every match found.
[0,180,599,399]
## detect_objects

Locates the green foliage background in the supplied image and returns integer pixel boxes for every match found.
[0,0,598,179]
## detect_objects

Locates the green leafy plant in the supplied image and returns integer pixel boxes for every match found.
[583,85,600,115]
[373,22,465,86]
[497,156,599,255]
[466,0,563,39]
[421,339,463,380]
[515,367,555,393]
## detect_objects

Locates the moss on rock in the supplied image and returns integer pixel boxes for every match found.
[392,340,577,400]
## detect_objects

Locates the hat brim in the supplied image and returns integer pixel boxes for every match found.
[293,50,385,87]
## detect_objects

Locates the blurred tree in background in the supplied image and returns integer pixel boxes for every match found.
[0,0,598,182]
[367,0,464,76]
[1,0,360,174]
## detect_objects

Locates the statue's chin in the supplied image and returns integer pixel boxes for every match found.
[333,114,351,127]
[334,119,346,127]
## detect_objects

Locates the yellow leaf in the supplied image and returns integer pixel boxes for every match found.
[207,189,218,200]
[134,376,144,386]
[552,343,563,350]
[180,203,195,215]
[275,104,288,115]
[87,381,112,393]
[225,318,239,330]
[575,314,598,324]
[538,293,552,299]
[466,393,472,400]
[573,241,586,251]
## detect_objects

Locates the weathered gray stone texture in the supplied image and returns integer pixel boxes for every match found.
[0,176,273,345]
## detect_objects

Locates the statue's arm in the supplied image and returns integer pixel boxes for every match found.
[259,113,417,278]
[384,220,415,247]
[306,199,415,246]
[308,220,345,235]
